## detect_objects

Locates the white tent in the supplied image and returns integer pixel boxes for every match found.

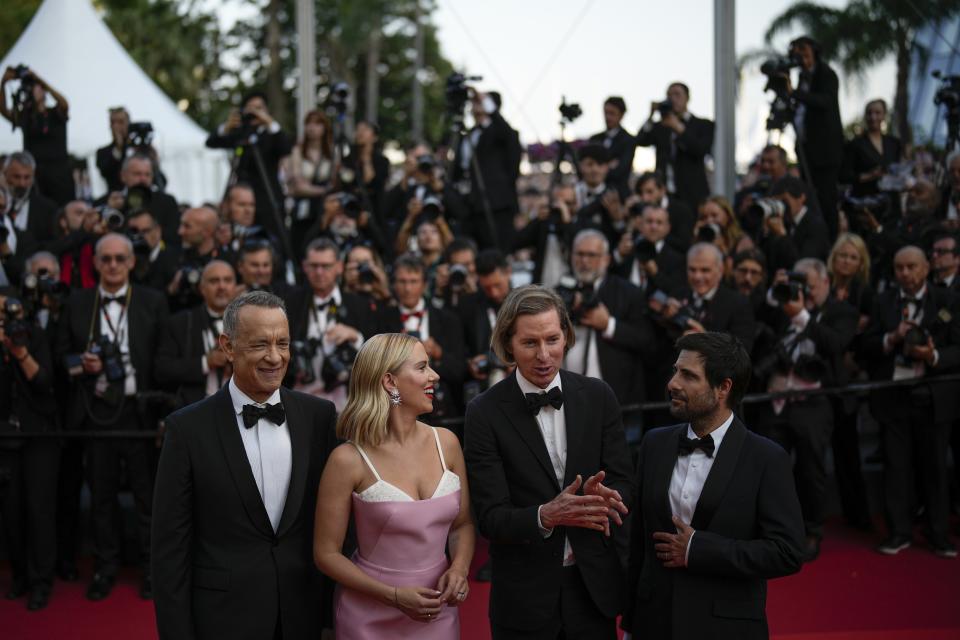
[0,0,229,205]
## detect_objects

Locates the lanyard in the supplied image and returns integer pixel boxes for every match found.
[87,288,132,348]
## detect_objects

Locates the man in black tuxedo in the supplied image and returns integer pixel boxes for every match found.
[622,332,804,639]
[95,154,181,247]
[152,290,338,639]
[762,176,831,267]
[55,233,169,601]
[451,90,522,251]
[756,259,857,561]
[155,261,238,408]
[612,204,685,295]
[635,83,715,211]
[284,238,379,411]
[4,151,57,249]
[862,246,960,558]
[589,97,636,198]
[787,36,844,240]
[206,91,293,244]
[464,284,633,639]
[512,184,575,288]
[930,231,960,293]
[634,172,696,253]
[127,210,179,293]
[379,254,466,426]
[570,144,627,251]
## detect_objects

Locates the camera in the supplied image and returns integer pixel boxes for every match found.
[321,343,358,391]
[445,72,483,113]
[841,194,890,218]
[97,206,126,231]
[291,338,321,385]
[760,55,801,77]
[633,235,658,263]
[127,122,154,149]
[9,64,36,129]
[416,153,436,174]
[649,290,698,331]
[696,222,722,244]
[89,337,126,384]
[656,99,674,118]
[903,324,931,352]
[338,192,362,219]
[124,184,153,215]
[421,194,444,218]
[749,197,787,220]
[555,275,599,321]
[2,298,30,348]
[448,263,469,290]
[772,271,808,305]
[21,269,68,312]
[933,70,960,111]
[328,82,350,115]
[559,98,582,123]
[356,261,377,285]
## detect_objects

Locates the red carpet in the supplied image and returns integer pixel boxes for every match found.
[3,523,958,640]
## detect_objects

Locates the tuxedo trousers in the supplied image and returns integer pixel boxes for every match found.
[830,398,871,528]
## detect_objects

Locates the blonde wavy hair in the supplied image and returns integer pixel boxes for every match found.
[337,333,419,447]
[828,232,871,285]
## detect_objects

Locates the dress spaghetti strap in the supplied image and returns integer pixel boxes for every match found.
[430,427,447,471]
[351,442,383,482]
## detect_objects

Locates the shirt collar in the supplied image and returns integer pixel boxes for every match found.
[792,205,808,227]
[99,283,129,299]
[516,368,562,394]
[229,376,281,415]
[686,410,734,448]
[901,284,927,301]
[694,286,719,302]
[314,285,342,307]
[400,298,426,315]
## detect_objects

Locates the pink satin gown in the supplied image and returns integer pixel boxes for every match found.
[334,427,461,639]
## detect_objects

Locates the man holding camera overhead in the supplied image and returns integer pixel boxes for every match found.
[56,232,168,601]
[862,246,960,559]
[635,82,714,211]
[756,258,857,562]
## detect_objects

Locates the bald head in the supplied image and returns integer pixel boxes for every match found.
[200,260,237,312]
[179,206,220,251]
[893,245,929,295]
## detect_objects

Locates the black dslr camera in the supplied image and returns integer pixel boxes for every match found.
[632,234,658,263]
[127,122,154,150]
[656,99,674,118]
[21,269,68,314]
[555,275,599,322]
[338,192,362,219]
[559,98,582,123]
[447,264,469,291]
[416,153,436,174]
[2,298,31,348]
[321,343,358,391]
[89,337,126,384]
[445,72,482,114]
[9,64,36,130]
[772,271,808,305]
[291,338,321,385]
[356,261,377,285]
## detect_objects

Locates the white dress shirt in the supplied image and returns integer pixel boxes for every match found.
[98,284,137,396]
[669,411,734,562]
[229,377,292,532]
[199,308,225,397]
[298,285,363,409]
[399,299,430,339]
[564,279,617,380]
[517,370,575,566]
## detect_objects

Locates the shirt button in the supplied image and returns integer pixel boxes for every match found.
[691,462,698,468]
[682,493,689,499]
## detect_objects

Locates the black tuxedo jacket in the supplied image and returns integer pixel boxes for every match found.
[768,297,858,386]
[452,111,522,214]
[635,115,714,209]
[795,62,844,170]
[666,197,696,253]
[154,305,223,409]
[512,216,572,285]
[55,284,169,429]
[861,285,960,424]
[464,370,634,631]
[676,285,757,352]
[589,128,636,198]
[457,292,497,358]
[611,241,685,296]
[841,134,903,197]
[21,191,57,248]
[791,209,831,261]
[623,419,803,639]
[151,386,338,640]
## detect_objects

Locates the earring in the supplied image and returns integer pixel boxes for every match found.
[389,389,402,406]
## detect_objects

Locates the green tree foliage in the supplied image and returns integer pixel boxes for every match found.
[764,0,960,144]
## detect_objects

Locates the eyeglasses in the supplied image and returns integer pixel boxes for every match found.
[931,248,956,256]
[573,251,605,260]
[98,254,129,264]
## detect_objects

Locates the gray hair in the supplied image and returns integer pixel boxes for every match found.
[794,257,828,281]
[95,232,134,257]
[572,228,610,254]
[4,151,36,170]
[223,290,286,338]
[121,153,153,173]
[26,251,60,278]
[687,242,724,269]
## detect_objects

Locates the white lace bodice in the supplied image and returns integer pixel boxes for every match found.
[353,427,461,503]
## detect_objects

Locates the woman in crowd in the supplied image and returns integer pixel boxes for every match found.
[694,195,743,257]
[344,120,391,222]
[288,109,335,245]
[841,99,903,198]
[826,232,874,531]
[314,333,474,639]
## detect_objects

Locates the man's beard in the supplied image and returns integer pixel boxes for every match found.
[668,388,719,422]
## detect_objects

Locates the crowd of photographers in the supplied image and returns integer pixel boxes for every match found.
[1,33,960,610]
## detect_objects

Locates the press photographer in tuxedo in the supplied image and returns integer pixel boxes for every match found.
[127,210,179,293]
[635,83,715,211]
[612,204,685,295]
[97,154,180,247]
[634,172,695,253]
[589,97,636,198]
[3,151,57,249]
[458,249,513,401]
[622,332,804,639]
[55,233,168,601]
[152,290,338,639]
[155,261,238,408]
[464,285,633,639]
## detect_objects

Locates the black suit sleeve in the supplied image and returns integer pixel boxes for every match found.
[151,415,197,640]
[686,441,803,579]
[675,118,713,159]
[806,302,857,357]
[154,313,205,388]
[794,67,839,110]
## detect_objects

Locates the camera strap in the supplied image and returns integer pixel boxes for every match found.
[88,288,132,348]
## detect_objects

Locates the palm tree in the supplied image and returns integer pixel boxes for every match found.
[764,0,960,145]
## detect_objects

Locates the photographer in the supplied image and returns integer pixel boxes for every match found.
[633,171,695,252]
[284,238,377,410]
[235,239,286,296]
[757,259,858,561]
[694,195,745,258]
[96,154,180,247]
[759,175,831,271]
[154,261,237,408]
[730,248,770,320]
[342,120,391,221]
[612,204,684,295]
[785,36,844,240]
[48,200,104,290]
[393,209,454,290]
[304,191,386,259]
[206,91,293,243]
[451,89,522,251]
[167,206,226,311]
[432,237,479,309]
[220,183,280,257]
[342,243,391,305]
[55,233,168,600]
[588,96,636,198]
[571,143,627,250]
[3,151,57,249]
[635,82,715,210]
[95,107,165,194]
[380,254,467,425]
[0,66,73,205]
[457,248,512,396]
[512,183,575,288]
[0,290,58,610]
[561,229,656,435]
[126,210,178,293]
[862,246,960,558]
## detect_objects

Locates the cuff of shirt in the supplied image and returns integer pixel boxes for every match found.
[201,356,209,375]
[537,505,554,538]
[602,316,617,340]
[685,530,695,565]
[267,120,281,134]
[932,349,940,368]
[883,332,895,353]
[351,333,365,351]
[791,308,811,331]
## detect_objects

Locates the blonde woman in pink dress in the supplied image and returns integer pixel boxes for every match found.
[314,333,475,639]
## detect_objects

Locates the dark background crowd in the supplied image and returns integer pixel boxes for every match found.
[1,31,960,614]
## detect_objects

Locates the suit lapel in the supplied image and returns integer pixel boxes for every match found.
[501,373,561,492]
[653,425,684,528]
[690,417,747,530]
[560,371,586,487]
[276,388,309,536]
[215,386,274,536]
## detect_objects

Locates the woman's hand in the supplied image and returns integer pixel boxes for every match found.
[436,567,469,606]
[395,586,444,622]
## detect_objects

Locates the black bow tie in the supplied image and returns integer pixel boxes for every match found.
[678,432,715,457]
[102,295,126,306]
[316,300,332,312]
[241,402,285,429]
[525,386,563,415]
